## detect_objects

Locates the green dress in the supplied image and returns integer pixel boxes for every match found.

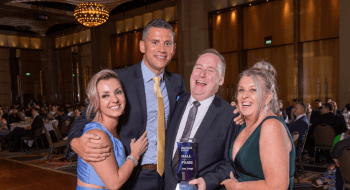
[229,116,296,190]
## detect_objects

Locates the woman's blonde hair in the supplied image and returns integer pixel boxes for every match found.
[236,61,279,116]
[86,69,121,121]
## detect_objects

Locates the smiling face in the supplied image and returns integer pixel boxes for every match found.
[237,76,271,118]
[97,78,126,120]
[190,53,224,102]
[140,27,176,75]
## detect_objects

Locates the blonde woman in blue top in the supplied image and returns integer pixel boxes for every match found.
[77,69,148,190]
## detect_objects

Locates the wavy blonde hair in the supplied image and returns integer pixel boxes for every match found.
[86,69,122,121]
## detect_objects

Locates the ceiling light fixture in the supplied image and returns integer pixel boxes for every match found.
[74,2,109,27]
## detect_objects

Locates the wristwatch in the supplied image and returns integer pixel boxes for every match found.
[126,155,138,167]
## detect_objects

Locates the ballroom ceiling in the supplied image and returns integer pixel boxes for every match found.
[0,0,162,37]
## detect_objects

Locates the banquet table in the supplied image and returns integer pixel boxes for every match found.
[9,120,58,147]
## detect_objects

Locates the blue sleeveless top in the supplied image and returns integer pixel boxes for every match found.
[77,122,126,189]
[230,116,296,190]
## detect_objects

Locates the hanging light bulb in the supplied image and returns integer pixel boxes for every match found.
[74,2,109,27]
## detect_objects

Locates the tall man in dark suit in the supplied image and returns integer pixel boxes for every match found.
[288,102,309,156]
[164,49,240,190]
[67,19,186,190]
[3,108,42,151]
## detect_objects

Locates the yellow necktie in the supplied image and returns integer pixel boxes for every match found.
[153,76,165,176]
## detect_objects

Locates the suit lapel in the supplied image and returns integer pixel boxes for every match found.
[164,71,176,124]
[134,63,147,133]
[166,94,190,163]
[194,95,220,144]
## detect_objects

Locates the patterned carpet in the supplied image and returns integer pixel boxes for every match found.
[293,155,330,188]
[3,149,77,175]
[0,149,333,189]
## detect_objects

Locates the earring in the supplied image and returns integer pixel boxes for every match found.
[263,104,268,116]
[122,111,125,115]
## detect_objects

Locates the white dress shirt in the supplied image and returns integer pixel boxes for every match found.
[290,114,306,125]
[172,95,215,158]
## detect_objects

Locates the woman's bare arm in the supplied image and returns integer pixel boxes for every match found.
[222,119,292,190]
[87,129,147,190]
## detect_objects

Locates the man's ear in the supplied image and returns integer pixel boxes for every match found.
[218,75,225,86]
[140,40,145,53]
[172,43,176,56]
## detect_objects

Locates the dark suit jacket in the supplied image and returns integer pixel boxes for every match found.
[8,115,20,125]
[310,109,321,125]
[288,115,309,156]
[312,112,347,136]
[164,93,240,190]
[30,115,43,139]
[67,62,186,187]
[56,113,70,131]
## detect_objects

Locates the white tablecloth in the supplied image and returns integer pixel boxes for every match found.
[9,122,30,131]
[9,120,58,147]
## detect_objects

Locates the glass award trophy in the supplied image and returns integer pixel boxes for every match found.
[176,138,198,190]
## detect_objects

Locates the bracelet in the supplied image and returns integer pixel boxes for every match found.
[126,155,138,167]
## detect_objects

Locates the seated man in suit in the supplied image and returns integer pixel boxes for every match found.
[288,102,309,156]
[312,103,347,136]
[70,107,81,125]
[314,99,323,112]
[8,107,20,125]
[55,107,70,131]
[330,101,342,115]
[164,49,240,190]
[3,108,43,151]
[306,103,348,162]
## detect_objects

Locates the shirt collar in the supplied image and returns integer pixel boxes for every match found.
[295,114,306,121]
[141,60,164,83]
[189,94,215,109]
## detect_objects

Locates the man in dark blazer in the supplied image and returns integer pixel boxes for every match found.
[4,108,42,151]
[66,19,186,190]
[164,49,240,190]
[312,103,347,136]
[288,102,309,156]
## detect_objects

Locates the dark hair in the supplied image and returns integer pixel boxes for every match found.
[326,98,332,102]
[297,102,306,114]
[324,103,333,112]
[32,108,40,113]
[292,99,298,102]
[1,113,8,120]
[315,99,322,103]
[142,19,175,41]
[58,107,64,113]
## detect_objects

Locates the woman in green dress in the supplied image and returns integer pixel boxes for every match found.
[221,61,296,190]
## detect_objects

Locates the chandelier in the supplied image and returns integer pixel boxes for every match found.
[74,2,109,27]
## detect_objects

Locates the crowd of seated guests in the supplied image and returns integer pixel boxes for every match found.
[281,98,350,189]
[0,101,85,152]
